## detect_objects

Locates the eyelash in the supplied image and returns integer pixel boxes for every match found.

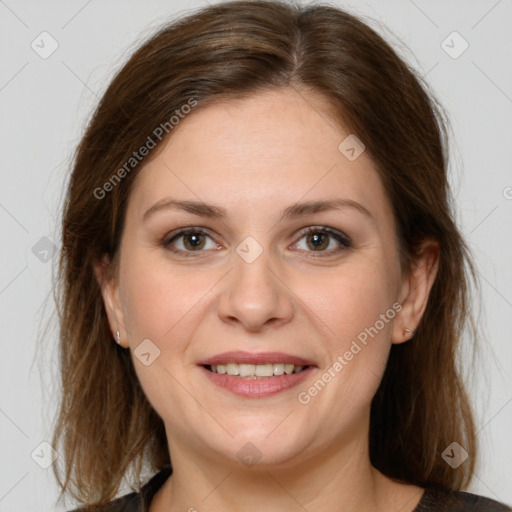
[162,226,351,258]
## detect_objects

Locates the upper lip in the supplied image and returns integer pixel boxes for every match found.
[198,351,316,367]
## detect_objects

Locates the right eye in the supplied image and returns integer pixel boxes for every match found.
[163,227,221,257]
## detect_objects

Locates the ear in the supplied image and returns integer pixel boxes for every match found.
[93,255,129,348]
[392,238,440,345]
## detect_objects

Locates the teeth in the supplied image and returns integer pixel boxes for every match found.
[256,364,274,377]
[209,363,306,378]
[225,363,238,376]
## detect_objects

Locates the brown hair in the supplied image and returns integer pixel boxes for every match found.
[52,0,478,507]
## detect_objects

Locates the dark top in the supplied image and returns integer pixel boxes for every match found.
[70,466,512,511]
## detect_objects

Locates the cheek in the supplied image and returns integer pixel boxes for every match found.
[303,257,398,389]
[314,263,395,339]
[117,253,214,418]
[119,253,217,343]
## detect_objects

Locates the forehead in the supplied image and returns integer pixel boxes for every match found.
[127,87,391,224]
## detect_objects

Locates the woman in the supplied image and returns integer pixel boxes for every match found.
[53,1,511,510]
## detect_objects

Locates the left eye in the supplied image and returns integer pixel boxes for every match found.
[293,227,351,254]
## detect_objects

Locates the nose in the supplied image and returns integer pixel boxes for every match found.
[217,247,295,332]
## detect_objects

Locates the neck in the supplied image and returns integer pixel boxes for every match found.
[151,432,423,512]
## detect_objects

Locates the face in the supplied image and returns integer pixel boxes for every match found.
[100,87,431,471]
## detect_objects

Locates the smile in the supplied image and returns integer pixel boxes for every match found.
[206,363,306,379]
[197,351,316,397]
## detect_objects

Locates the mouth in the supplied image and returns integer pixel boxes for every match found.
[197,351,316,398]
[203,362,309,379]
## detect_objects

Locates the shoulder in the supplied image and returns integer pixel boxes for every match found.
[70,492,143,512]
[67,465,173,512]
[68,492,141,511]
[415,487,512,511]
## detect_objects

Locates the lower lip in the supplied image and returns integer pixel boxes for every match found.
[199,366,315,398]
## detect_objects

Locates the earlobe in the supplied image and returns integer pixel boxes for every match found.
[392,239,440,345]
[93,256,128,348]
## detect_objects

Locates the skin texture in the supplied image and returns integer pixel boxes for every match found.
[96,87,439,512]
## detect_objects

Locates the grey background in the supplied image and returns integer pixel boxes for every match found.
[0,0,511,510]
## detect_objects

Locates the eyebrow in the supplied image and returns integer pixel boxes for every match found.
[142,197,373,222]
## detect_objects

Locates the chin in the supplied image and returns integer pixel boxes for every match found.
[226,427,309,468]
